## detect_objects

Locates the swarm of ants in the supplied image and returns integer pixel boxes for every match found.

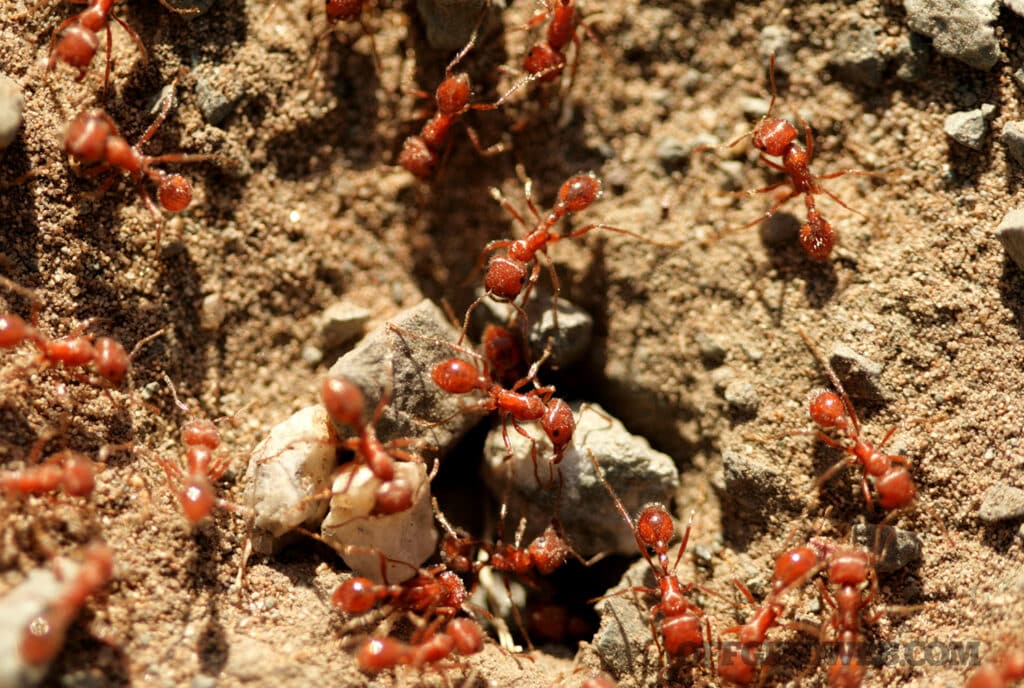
[0,0,1016,687]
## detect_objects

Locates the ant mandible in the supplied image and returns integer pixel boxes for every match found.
[47,0,147,97]
[798,328,916,513]
[64,87,231,249]
[704,54,882,260]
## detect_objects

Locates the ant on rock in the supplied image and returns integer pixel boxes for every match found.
[47,0,147,97]
[64,87,232,249]
[700,54,883,260]
[19,542,114,666]
[587,449,711,669]
[798,329,916,514]
[464,169,677,335]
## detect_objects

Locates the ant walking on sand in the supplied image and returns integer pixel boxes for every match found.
[355,616,485,674]
[700,54,883,260]
[463,169,677,335]
[47,0,147,97]
[519,0,600,94]
[587,449,711,669]
[64,87,232,249]
[19,542,114,666]
[398,15,551,180]
[798,328,916,513]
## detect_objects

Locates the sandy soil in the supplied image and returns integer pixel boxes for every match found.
[2,0,1024,686]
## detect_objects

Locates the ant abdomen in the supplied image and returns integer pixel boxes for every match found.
[557,173,601,213]
[431,358,479,394]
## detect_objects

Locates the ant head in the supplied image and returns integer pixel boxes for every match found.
[437,570,468,607]
[181,475,215,523]
[65,110,111,164]
[436,73,471,116]
[541,399,575,453]
[524,43,566,82]
[55,25,100,69]
[325,0,362,22]
[448,618,484,656]
[808,390,845,428]
[527,526,570,575]
[440,533,475,573]
[484,256,529,299]
[875,466,915,511]
[398,136,436,180]
[372,478,413,514]
[321,375,366,429]
[333,576,377,613]
[751,116,798,157]
[771,545,819,595]
[556,172,602,214]
[432,358,479,394]
[93,337,129,385]
[159,174,193,213]
[60,454,96,498]
[636,503,674,558]
[183,419,220,450]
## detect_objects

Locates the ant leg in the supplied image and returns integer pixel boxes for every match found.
[559,222,682,248]
[516,164,541,223]
[797,115,814,161]
[111,13,150,64]
[757,155,788,174]
[543,249,562,333]
[464,125,506,157]
[810,455,854,493]
[817,185,870,220]
[137,90,176,149]
[47,15,79,69]
[860,474,875,512]
[489,187,532,230]
[445,4,487,77]
[765,53,779,115]
[670,509,694,573]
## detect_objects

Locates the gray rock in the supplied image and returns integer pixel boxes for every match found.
[903,0,1000,71]
[415,0,489,51]
[979,483,1024,523]
[0,558,81,688]
[481,401,679,557]
[194,66,242,126]
[319,301,371,351]
[1001,121,1024,166]
[710,366,736,393]
[944,108,989,150]
[759,25,793,73]
[1014,67,1024,91]
[0,74,24,151]
[895,32,931,81]
[694,331,726,367]
[592,558,660,679]
[243,406,339,554]
[994,208,1024,269]
[327,299,483,457]
[851,524,923,573]
[721,445,802,512]
[655,137,688,170]
[723,380,759,417]
[158,0,215,15]
[829,343,885,399]
[473,290,593,369]
[830,25,885,87]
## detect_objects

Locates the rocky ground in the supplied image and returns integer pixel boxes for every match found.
[2,0,1024,686]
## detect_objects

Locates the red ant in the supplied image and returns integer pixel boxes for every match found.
[464,169,676,335]
[1,434,128,499]
[1,278,165,389]
[519,0,599,94]
[64,87,231,248]
[155,378,245,524]
[587,449,711,667]
[355,616,485,674]
[321,373,428,515]
[717,543,822,685]
[398,18,544,180]
[701,54,880,260]
[967,648,1024,688]
[47,0,147,97]
[19,542,114,666]
[798,329,916,513]
[333,565,468,619]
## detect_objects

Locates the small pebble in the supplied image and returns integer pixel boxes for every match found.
[199,292,226,330]
[994,208,1024,269]
[655,137,688,170]
[944,108,989,150]
[830,25,885,86]
[710,366,736,393]
[979,483,1024,523]
[903,0,1000,71]
[829,343,884,399]
[723,380,759,417]
[851,524,923,573]
[694,331,726,367]
[1000,121,1024,166]
[318,301,371,350]
[0,74,23,151]
[194,66,241,126]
